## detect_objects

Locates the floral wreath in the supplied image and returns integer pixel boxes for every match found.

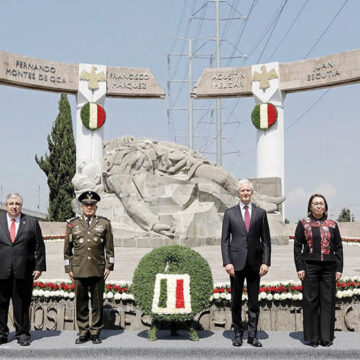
[80,102,106,130]
[251,102,277,130]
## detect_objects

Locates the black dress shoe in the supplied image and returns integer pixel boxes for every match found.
[75,335,89,344]
[232,335,243,347]
[17,338,31,346]
[320,340,333,347]
[247,337,262,347]
[309,342,319,347]
[91,335,102,344]
[0,337,8,345]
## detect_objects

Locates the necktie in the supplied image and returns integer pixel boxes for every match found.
[86,217,91,228]
[10,219,16,242]
[244,205,250,233]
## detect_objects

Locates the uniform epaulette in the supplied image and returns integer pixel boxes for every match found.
[97,215,109,221]
[66,215,80,224]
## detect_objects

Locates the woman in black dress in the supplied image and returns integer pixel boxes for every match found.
[294,193,343,347]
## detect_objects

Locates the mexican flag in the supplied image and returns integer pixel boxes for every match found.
[251,103,277,130]
[80,102,106,130]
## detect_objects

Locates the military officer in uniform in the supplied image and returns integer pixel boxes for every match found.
[64,191,114,344]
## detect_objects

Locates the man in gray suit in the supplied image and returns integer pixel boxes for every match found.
[221,179,271,347]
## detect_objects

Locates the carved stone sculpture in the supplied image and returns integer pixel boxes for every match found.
[72,135,285,246]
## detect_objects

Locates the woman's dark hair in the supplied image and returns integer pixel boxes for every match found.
[307,193,328,217]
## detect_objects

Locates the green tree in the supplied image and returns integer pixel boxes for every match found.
[35,94,76,221]
[337,208,355,222]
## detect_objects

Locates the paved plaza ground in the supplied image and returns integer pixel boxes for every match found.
[44,240,360,283]
[0,330,359,359]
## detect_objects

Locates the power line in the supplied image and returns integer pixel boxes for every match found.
[256,0,288,64]
[169,1,199,80]
[266,0,309,61]
[225,0,257,66]
[285,89,331,131]
[216,1,287,153]
[246,1,287,61]
[169,1,188,53]
[285,0,349,131]
[304,0,349,58]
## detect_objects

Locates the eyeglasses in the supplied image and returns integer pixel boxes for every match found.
[312,202,325,206]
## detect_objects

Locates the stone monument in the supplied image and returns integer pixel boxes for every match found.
[0,50,165,186]
[72,135,285,247]
[191,48,360,198]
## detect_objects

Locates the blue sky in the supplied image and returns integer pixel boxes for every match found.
[0,0,359,222]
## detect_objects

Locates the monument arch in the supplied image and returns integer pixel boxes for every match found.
[192,48,360,197]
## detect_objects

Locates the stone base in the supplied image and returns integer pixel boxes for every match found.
[268,213,289,245]
[8,299,359,332]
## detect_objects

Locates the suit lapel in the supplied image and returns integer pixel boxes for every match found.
[234,204,247,234]
[249,204,258,231]
[15,213,27,242]
[0,213,12,242]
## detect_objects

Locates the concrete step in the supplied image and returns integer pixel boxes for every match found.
[0,330,359,360]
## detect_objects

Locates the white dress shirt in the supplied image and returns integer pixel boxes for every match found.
[239,201,252,219]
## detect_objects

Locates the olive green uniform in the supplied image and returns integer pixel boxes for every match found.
[64,215,114,337]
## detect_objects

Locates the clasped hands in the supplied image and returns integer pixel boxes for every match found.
[297,270,342,281]
[68,269,110,282]
[225,263,269,277]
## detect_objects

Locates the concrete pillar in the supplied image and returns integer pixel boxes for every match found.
[251,62,285,196]
[76,64,107,169]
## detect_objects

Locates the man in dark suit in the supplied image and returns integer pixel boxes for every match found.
[64,190,114,345]
[0,193,46,346]
[221,179,271,347]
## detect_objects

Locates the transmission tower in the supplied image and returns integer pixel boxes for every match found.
[168,0,247,164]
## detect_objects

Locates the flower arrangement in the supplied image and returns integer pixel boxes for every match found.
[211,277,360,306]
[43,235,65,241]
[32,277,360,304]
[288,235,360,246]
[32,280,75,299]
[151,274,192,315]
[80,102,106,130]
[103,281,134,301]
[43,234,360,245]
[341,237,360,245]
[251,103,277,130]
[132,245,213,341]
[32,279,134,301]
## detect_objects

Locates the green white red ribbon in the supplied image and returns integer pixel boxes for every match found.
[152,274,192,314]
[80,102,106,130]
[251,103,277,130]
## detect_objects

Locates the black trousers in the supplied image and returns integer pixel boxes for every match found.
[230,263,260,338]
[74,277,105,337]
[0,272,33,340]
[302,261,336,343]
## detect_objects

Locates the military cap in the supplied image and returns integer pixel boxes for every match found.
[78,190,101,204]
